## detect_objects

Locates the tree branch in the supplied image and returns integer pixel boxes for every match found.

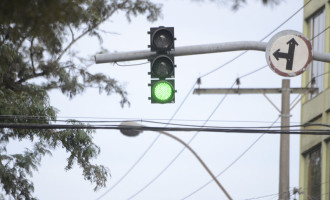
[55,0,130,63]
[56,11,117,63]
[16,72,45,84]
[29,37,36,75]
[69,24,75,41]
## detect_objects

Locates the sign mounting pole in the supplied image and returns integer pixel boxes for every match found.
[279,79,290,200]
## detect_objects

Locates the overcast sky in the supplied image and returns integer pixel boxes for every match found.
[8,0,308,199]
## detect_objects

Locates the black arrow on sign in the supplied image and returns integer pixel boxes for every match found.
[273,38,299,70]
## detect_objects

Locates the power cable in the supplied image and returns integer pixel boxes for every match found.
[125,81,235,199]
[2,112,329,129]
[310,25,330,41]
[121,60,307,199]
[180,63,330,199]
[97,1,313,198]
[238,65,268,79]
[1,118,329,130]
[241,192,279,200]
[0,114,295,124]
[140,120,330,129]
[181,117,280,199]
[95,82,197,200]
[114,61,149,67]
[2,122,330,134]
[124,62,277,198]
[199,0,312,78]
[289,70,330,108]
[289,24,330,107]
[240,189,295,200]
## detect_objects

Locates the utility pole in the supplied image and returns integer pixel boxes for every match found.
[194,79,317,200]
[279,79,290,200]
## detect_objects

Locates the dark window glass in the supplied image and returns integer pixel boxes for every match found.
[306,146,322,200]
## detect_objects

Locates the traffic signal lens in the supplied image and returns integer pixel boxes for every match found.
[152,56,174,78]
[153,81,174,103]
[153,30,174,50]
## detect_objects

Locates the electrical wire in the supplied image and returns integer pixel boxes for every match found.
[97,1,313,198]
[182,75,330,199]
[289,24,330,107]
[1,118,329,130]
[199,0,312,78]
[2,122,330,134]
[310,25,330,41]
[123,61,304,199]
[241,192,280,200]
[114,61,149,67]
[181,117,280,199]
[238,65,268,79]
[112,57,313,199]
[95,82,197,200]
[180,65,330,199]
[0,114,296,124]
[125,81,236,199]
[2,114,330,129]
[289,70,330,109]
[240,189,295,200]
[298,180,330,193]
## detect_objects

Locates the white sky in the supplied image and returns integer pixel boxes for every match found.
[8,0,308,199]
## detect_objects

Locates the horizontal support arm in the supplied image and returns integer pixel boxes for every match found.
[95,41,267,63]
[95,41,330,64]
[313,51,330,63]
[193,88,318,95]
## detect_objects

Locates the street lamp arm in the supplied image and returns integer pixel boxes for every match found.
[158,130,233,200]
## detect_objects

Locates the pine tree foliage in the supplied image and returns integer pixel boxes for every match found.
[0,0,161,199]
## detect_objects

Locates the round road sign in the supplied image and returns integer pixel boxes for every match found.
[266,30,312,77]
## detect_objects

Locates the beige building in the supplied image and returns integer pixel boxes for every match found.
[299,0,330,200]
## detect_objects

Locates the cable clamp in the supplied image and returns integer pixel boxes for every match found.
[279,114,292,118]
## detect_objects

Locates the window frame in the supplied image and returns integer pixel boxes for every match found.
[304,144,322,200]
[307,7,326,99]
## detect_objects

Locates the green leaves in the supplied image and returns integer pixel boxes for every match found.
[0,0,163,199]
[0,142,51,200]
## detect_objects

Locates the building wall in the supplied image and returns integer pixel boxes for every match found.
[300,1,330,200]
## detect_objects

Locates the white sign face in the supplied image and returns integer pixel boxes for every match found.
[266,30,312,77]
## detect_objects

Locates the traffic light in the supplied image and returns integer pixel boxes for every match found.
[148,27,176,104]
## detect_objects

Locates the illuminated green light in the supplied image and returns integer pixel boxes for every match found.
[152,81,174,103]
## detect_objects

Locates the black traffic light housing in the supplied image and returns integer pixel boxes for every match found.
[148,26,176,104]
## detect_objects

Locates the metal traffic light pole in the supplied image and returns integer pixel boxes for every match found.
[95,41,330,64]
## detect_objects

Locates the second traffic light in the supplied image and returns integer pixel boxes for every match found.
[148,27,176,104]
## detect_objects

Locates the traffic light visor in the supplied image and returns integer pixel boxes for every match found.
[152,80,175,103]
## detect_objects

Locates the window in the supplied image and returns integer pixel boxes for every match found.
[308,8,325,98]
[306,146,322,200]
